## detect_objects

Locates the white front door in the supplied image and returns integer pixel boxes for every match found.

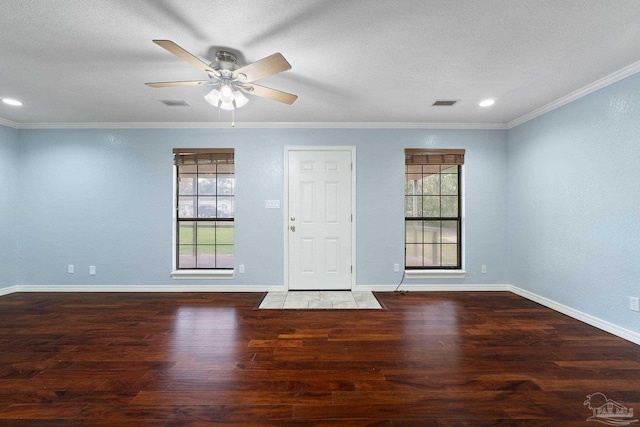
[286,149,354,290]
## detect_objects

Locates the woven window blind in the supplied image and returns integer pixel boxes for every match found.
[405,149,465,165]
[173,148,234,166]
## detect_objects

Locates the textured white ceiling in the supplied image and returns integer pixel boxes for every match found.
[1,0,639,127]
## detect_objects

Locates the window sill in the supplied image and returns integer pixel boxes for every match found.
[171,270,234,279]
[404,269,466,279]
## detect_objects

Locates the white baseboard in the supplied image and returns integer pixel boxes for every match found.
[509,286,640,346]
[400,283,511,292]
[3,283,638,345]
[0,286,18,296]
[354,284,511,292]
[16,284,274,293]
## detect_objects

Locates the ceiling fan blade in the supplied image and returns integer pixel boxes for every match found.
[245,83,298,105]
[153,40,215,74]
[145,80,210,88]
[234,53,291,83]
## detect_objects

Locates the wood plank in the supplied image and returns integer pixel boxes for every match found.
[0,291,638,424]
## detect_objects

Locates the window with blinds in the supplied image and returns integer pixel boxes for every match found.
[405,149,464,269]
[174,149,234,270]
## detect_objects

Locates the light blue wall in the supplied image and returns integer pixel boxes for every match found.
[7,70,640,339]
[7,71,640,335]
[508,72,640,333]
[0,124,19,290]
[16,128,508,288]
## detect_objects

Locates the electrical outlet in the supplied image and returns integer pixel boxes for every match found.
[630,297,639,312]
[89,266,96,276]
[481,265,487,274]
[239,264,245,274]
[68,265,74,274]
[394,263,400,272]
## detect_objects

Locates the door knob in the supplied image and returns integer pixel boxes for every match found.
[290,216,296,221]
[290,225,296,232]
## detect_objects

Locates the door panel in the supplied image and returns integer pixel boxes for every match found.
[325,238,339,272]
[300,238,315,272]
[288,150,352,290]
[325,182,339,223]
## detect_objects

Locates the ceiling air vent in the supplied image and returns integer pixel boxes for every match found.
[161,100,190,107]
[432,100,458,106]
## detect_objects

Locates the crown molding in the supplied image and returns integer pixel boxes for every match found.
[11,121,508,130]
[0,117,19,128]
[507,59,640,129]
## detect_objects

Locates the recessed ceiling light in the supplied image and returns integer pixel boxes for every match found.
[479,99,495,107]
[2,98,23,106]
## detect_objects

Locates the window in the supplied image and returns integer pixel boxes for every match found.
[405,149,464,269]
[174,149,234,270]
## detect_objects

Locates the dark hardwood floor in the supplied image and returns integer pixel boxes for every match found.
[0,291,638,426]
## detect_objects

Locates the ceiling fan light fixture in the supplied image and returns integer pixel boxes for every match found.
[219,100,235,111]
[204,88,221,107]
[220,85,234,102]
[233,90,249,108]
[204,84,249,110]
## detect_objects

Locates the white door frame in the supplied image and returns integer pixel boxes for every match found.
[283,146,357,291]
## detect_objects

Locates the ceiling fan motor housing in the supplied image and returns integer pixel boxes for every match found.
[211,51,239,72]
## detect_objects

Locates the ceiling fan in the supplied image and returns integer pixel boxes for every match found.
[146,40,297,110]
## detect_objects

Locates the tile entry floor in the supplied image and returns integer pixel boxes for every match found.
[258,291,383,309]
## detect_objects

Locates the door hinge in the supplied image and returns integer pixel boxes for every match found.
[350,214,353,222]
[350,265,353,273]
[350,162,353,171]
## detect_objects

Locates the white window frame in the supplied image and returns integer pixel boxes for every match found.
[404,160,466,279]
[170,150,234,279]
